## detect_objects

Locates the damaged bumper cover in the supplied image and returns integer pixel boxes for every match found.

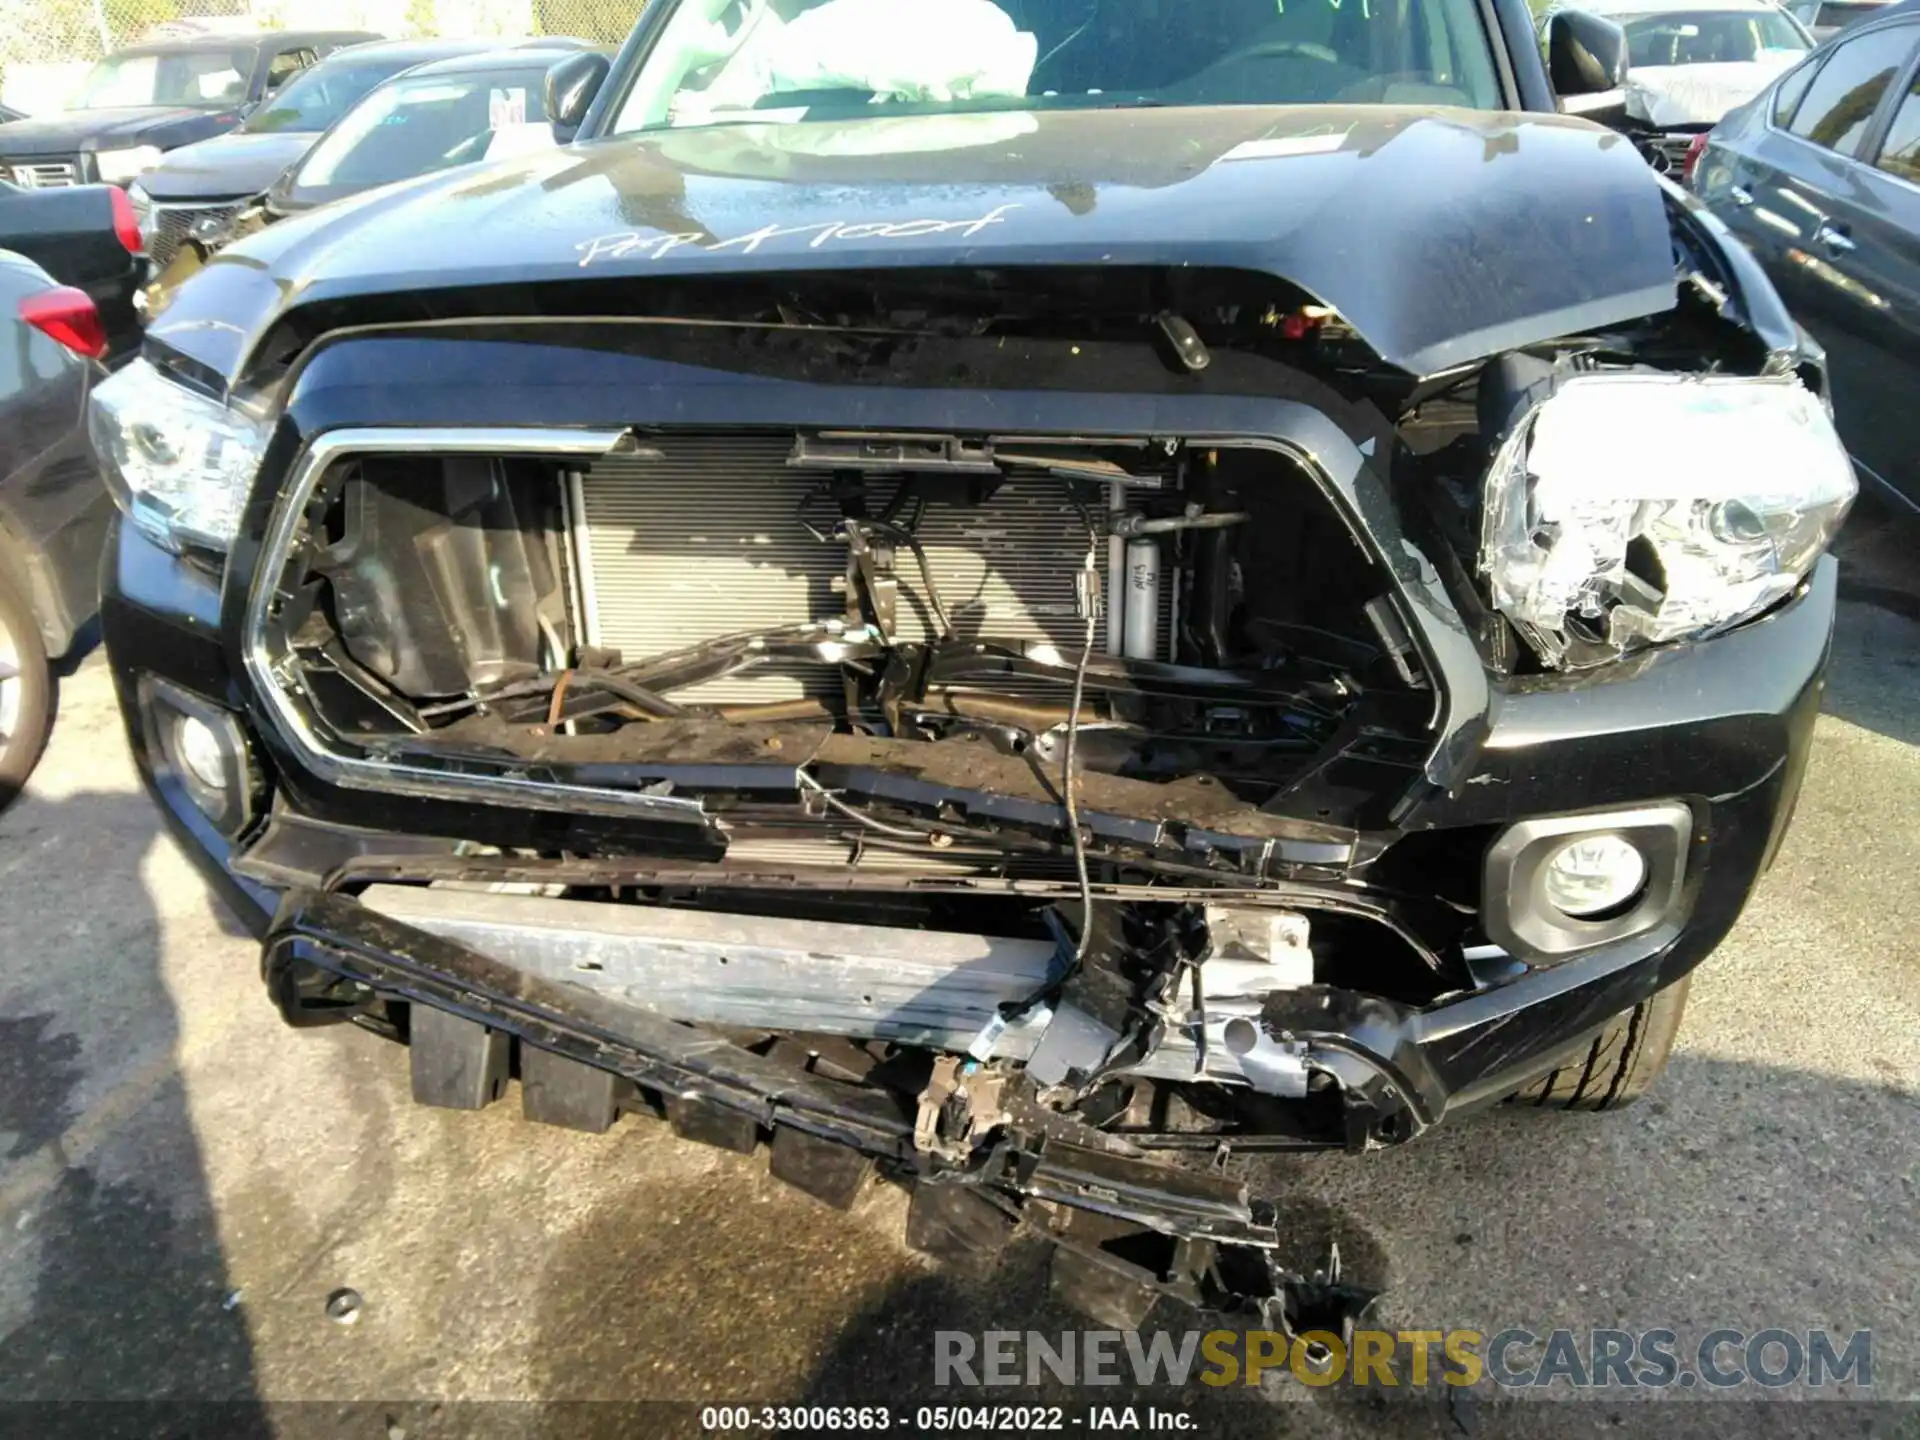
[265,890,1267,1240]
[266,886,1377,1329]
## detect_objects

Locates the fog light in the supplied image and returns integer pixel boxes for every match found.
[138,674,259,836]
[1541,835,1648,917]
[175,715,230,795]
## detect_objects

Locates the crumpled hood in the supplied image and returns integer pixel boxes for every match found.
[0,106,239,155]
[1624,57,1802,127]
[152,104,1679,381]
[140,130,314,202]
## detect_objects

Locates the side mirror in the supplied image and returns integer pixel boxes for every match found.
[546,52,612,141]
[1548,9,1630,96]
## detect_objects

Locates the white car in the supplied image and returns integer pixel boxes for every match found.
[1549,0,1818,172]
[1577,0,1816,129]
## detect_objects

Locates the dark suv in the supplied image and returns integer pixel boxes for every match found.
[91,0,1854,1329]
[0,30,380,192]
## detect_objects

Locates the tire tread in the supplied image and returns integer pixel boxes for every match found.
[1509,976,1690,1112]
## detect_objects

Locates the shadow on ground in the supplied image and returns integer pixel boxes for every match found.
[772,1051,1911,1439]
[0,790,260,1430]
[428,1047,1916,1437]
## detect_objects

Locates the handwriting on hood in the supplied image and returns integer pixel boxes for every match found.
[575,202,1021,266]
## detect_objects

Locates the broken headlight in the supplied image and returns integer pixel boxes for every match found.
[1480,372,1855,668]
[89,358,272,555]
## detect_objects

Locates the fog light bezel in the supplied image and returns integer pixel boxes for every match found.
[1483,803,1693,960]
[138,674,261,837]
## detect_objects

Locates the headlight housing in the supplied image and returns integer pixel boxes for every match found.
[89,359,271,555]
[126,181,156,243]
[94,145,164,185]
[1480,372,1855,667]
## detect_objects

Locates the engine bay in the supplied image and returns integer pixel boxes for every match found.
[281,428,1434,828]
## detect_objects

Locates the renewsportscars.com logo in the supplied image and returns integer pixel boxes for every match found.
[934,1328,1873,1390]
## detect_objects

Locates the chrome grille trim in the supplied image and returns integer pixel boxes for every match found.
[241,427,711,823]
[2,158,80,188]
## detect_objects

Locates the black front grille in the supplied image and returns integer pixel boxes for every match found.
[149,201,241,267]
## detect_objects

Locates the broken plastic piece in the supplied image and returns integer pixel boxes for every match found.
[913,1055,1008,1158]
[408,1005,509,1110]
[520,1044,623,1133]
[667,1094,761,1153]
[1026,1002,1121,1089]
[770,1125,873,1208]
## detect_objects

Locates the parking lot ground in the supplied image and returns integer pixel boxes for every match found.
[0,511,1916,1437]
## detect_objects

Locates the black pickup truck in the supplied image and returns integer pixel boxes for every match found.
[93,0,1854,1328]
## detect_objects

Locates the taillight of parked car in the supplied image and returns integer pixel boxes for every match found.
[20,287,109,360]
[1682,134,1711,186]
[109,185,144,255]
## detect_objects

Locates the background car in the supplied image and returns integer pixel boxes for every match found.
[1548,0,1816,170]
[0,179,145,357]
[265,41,595,214]
[0,251,113,809]
[1787,0,1897,39]
[0,30,381,192]
[1691,4,1920,508]
[147,43,592,299]
[129,38,508,271]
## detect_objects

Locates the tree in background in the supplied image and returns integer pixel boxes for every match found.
[8,0,182,63]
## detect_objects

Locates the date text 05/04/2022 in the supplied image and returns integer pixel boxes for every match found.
[699,1405,1192,1431]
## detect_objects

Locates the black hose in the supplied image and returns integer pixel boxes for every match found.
[569,669,685,718]
[861,518,955,641]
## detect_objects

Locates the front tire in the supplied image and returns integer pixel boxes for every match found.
[1510,976,1692,1111]
[0,569,53,814]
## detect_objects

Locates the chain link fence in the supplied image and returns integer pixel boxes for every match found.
[4,0,645,113]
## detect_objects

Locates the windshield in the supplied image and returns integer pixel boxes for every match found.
[72,48,255,109]
[242,57,417,133]
[1619,9,1810,64]
[292,68,554,195]
[612,0,1504,133]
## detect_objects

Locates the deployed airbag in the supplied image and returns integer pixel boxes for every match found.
[708,0,1037,108]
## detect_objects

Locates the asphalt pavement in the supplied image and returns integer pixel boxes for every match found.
[0,508,1916,1438]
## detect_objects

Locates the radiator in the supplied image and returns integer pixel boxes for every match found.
[566,434,1163,704]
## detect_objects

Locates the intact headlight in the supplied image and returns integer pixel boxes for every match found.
[94,145,164,185]
[88,359,271,555]
[1479,372,1855,668]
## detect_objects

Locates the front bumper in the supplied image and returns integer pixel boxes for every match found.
[104,493,1834,1135]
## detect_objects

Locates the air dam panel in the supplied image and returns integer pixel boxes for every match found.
[360,884,1063,1056]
